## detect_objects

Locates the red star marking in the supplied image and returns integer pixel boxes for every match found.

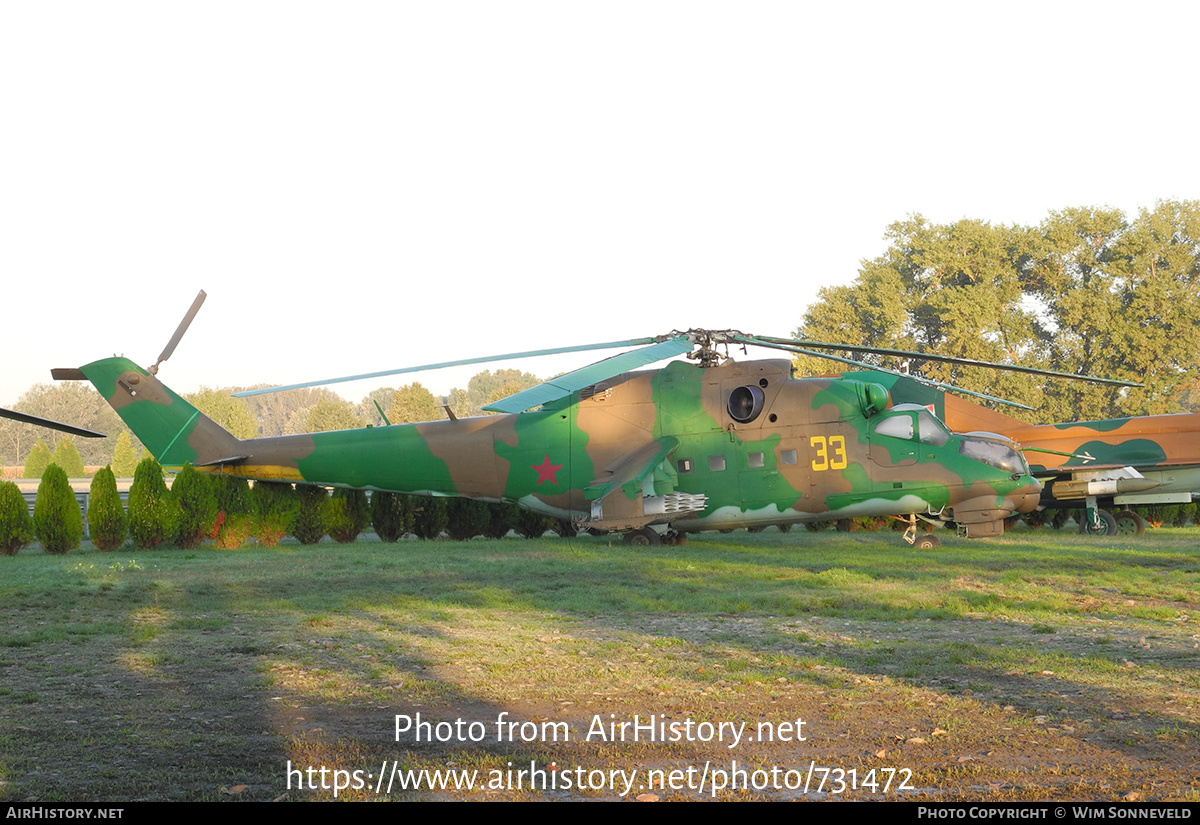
[532,454,564,486]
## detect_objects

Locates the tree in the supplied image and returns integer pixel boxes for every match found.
[173,464,217,549]
[0,480,34,555]
[453,369,542,417]
[291,486,329,545]
[34,464,83,554]
[304,397,360,433]
[514,509,553,539]
[410,496,447,539]
[252,482,298,546]
[183,388,258,439]
[51,438,86,478]
[128,457,178,550]
[211,475,254,549]
[482,501,519,539]
[328,488,370,542]
[240,385,348,437]
[87,466,128,552]
[797,215,1045,414]
[386,383,442,424]
[371,491,411,542]
[795,203,1200,422]
[445,498,489,540]
[1022,203,1199,419]
[111,431,139,477]
[357,388,398,426]
[23,440,52,479]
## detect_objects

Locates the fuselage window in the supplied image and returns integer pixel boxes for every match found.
[874,414,914,441]
[748,451,765,468]
[709,455,727,472]
[915,410,950,446]
[780,449,798,465]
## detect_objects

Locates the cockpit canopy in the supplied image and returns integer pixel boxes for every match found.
[872,403,951,446]
[958,432,1030,475]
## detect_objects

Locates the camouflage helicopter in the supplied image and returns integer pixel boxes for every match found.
[851,370,1199,536]
[53,293,1136,548]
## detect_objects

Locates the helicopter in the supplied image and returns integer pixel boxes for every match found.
[847,370,1199,536]
[52,292,1137,548]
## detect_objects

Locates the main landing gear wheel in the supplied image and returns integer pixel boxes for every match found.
[622,527,661,547]
[1079,509,1117,536]
[913,534,941,549]
[1114,509,1146,536]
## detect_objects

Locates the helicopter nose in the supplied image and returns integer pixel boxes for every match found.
[1010,477,1042,514]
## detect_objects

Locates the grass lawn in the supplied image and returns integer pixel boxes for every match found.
[1,526,1196,801]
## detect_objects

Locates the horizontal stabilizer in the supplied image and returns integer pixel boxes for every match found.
[193,455,250,468]
[51,368,88,381]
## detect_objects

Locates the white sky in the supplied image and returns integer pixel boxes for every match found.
[3,1,1197,408]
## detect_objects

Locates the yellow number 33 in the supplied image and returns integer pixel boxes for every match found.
[811,435,848,471]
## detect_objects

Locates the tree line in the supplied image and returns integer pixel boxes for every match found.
[794,200,1198,422]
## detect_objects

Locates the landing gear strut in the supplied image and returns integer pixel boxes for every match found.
[900,514,940,548]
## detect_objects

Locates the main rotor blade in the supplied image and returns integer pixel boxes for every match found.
[741,335,1142,387]
[150,289,207,374]
[0,408,105,438]
[233,337,667,397]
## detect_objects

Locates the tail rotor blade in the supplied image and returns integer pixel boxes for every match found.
[150,290,206,374]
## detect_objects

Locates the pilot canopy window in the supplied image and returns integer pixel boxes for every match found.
[873,407,951,447]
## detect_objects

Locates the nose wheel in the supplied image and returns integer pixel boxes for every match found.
[622,527,662,547]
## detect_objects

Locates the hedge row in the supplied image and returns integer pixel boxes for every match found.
[0,458,577,554]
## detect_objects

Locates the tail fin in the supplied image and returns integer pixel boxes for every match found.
[79,357,244,470]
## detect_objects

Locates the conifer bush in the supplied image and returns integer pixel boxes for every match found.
[128,457,179,550]
[514,508,552,539]
[410,496,448,539]
[87,466,128,552]
[23,440,52,479]
[0,480,34,555]
[291,486,329,545]
[371,491,411,542]
[252,482,298,547]
[34,463,83,554]
[482,502,519,539]
[328,488,370,543]
[51,438,86,479]
[446,498,488,540]
[111,432,139,477]
[173,464,217,549]
[212,475,254,549]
